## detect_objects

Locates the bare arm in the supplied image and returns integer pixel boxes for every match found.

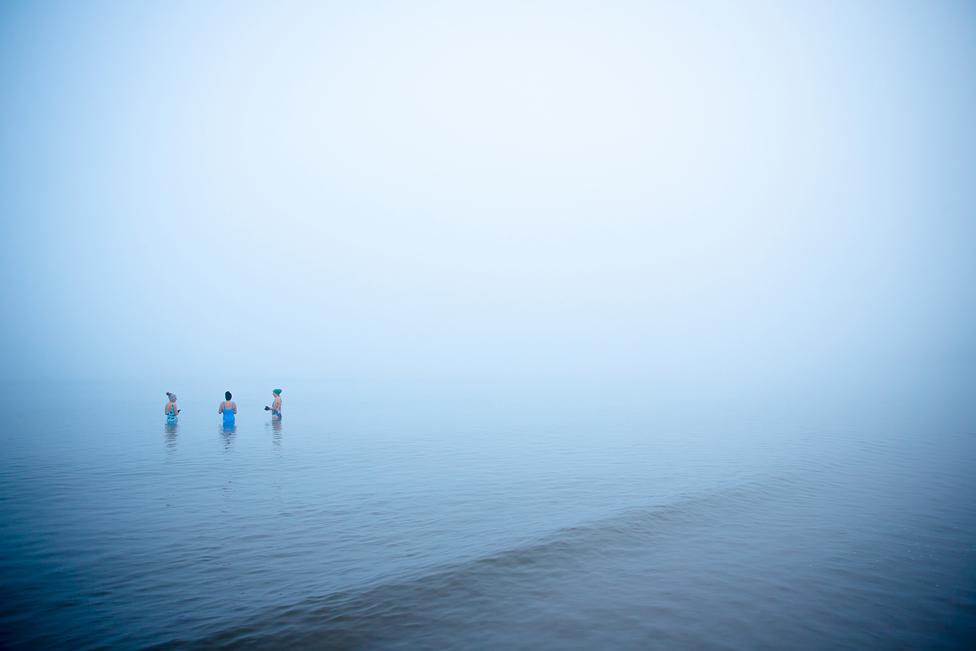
[218,402,224,414]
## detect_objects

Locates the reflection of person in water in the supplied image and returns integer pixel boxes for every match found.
[219,422,236,450]
[165,392,180,424]
[271,416,282,450]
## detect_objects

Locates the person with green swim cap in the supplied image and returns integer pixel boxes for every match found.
[265,388,282,419]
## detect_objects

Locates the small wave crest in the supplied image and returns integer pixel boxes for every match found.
[170,474,808,650]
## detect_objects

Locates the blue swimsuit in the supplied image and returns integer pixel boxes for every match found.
[222,402,236,426]
[166,406,178,425]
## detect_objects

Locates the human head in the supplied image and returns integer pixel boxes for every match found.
[225,391,232,401]
[273,388,282,396]
[166,392,177,403]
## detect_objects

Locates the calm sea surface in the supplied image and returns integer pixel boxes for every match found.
[1,380,974,649]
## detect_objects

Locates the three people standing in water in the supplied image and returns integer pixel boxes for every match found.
[162,389,282,425]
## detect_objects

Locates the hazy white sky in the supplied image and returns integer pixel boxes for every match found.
[1,1,973,398]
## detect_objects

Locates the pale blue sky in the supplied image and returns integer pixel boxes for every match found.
[1,1,974,401]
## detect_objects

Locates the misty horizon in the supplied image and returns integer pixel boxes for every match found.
[1,1,973,403]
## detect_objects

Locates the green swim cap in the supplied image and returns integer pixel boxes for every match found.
[273,388,282,395]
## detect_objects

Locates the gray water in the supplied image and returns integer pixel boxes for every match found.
[1,380,974,649]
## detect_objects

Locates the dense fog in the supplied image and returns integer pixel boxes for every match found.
[1,1,973,416]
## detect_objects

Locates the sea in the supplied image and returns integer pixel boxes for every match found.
[1,379,974,649]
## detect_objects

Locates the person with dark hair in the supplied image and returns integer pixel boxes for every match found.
[165,392,180,425]
[218,391,237,426]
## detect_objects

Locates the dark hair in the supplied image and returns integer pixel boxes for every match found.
[225,391,232,401]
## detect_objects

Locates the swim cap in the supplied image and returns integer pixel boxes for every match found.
[273,388,282,395]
